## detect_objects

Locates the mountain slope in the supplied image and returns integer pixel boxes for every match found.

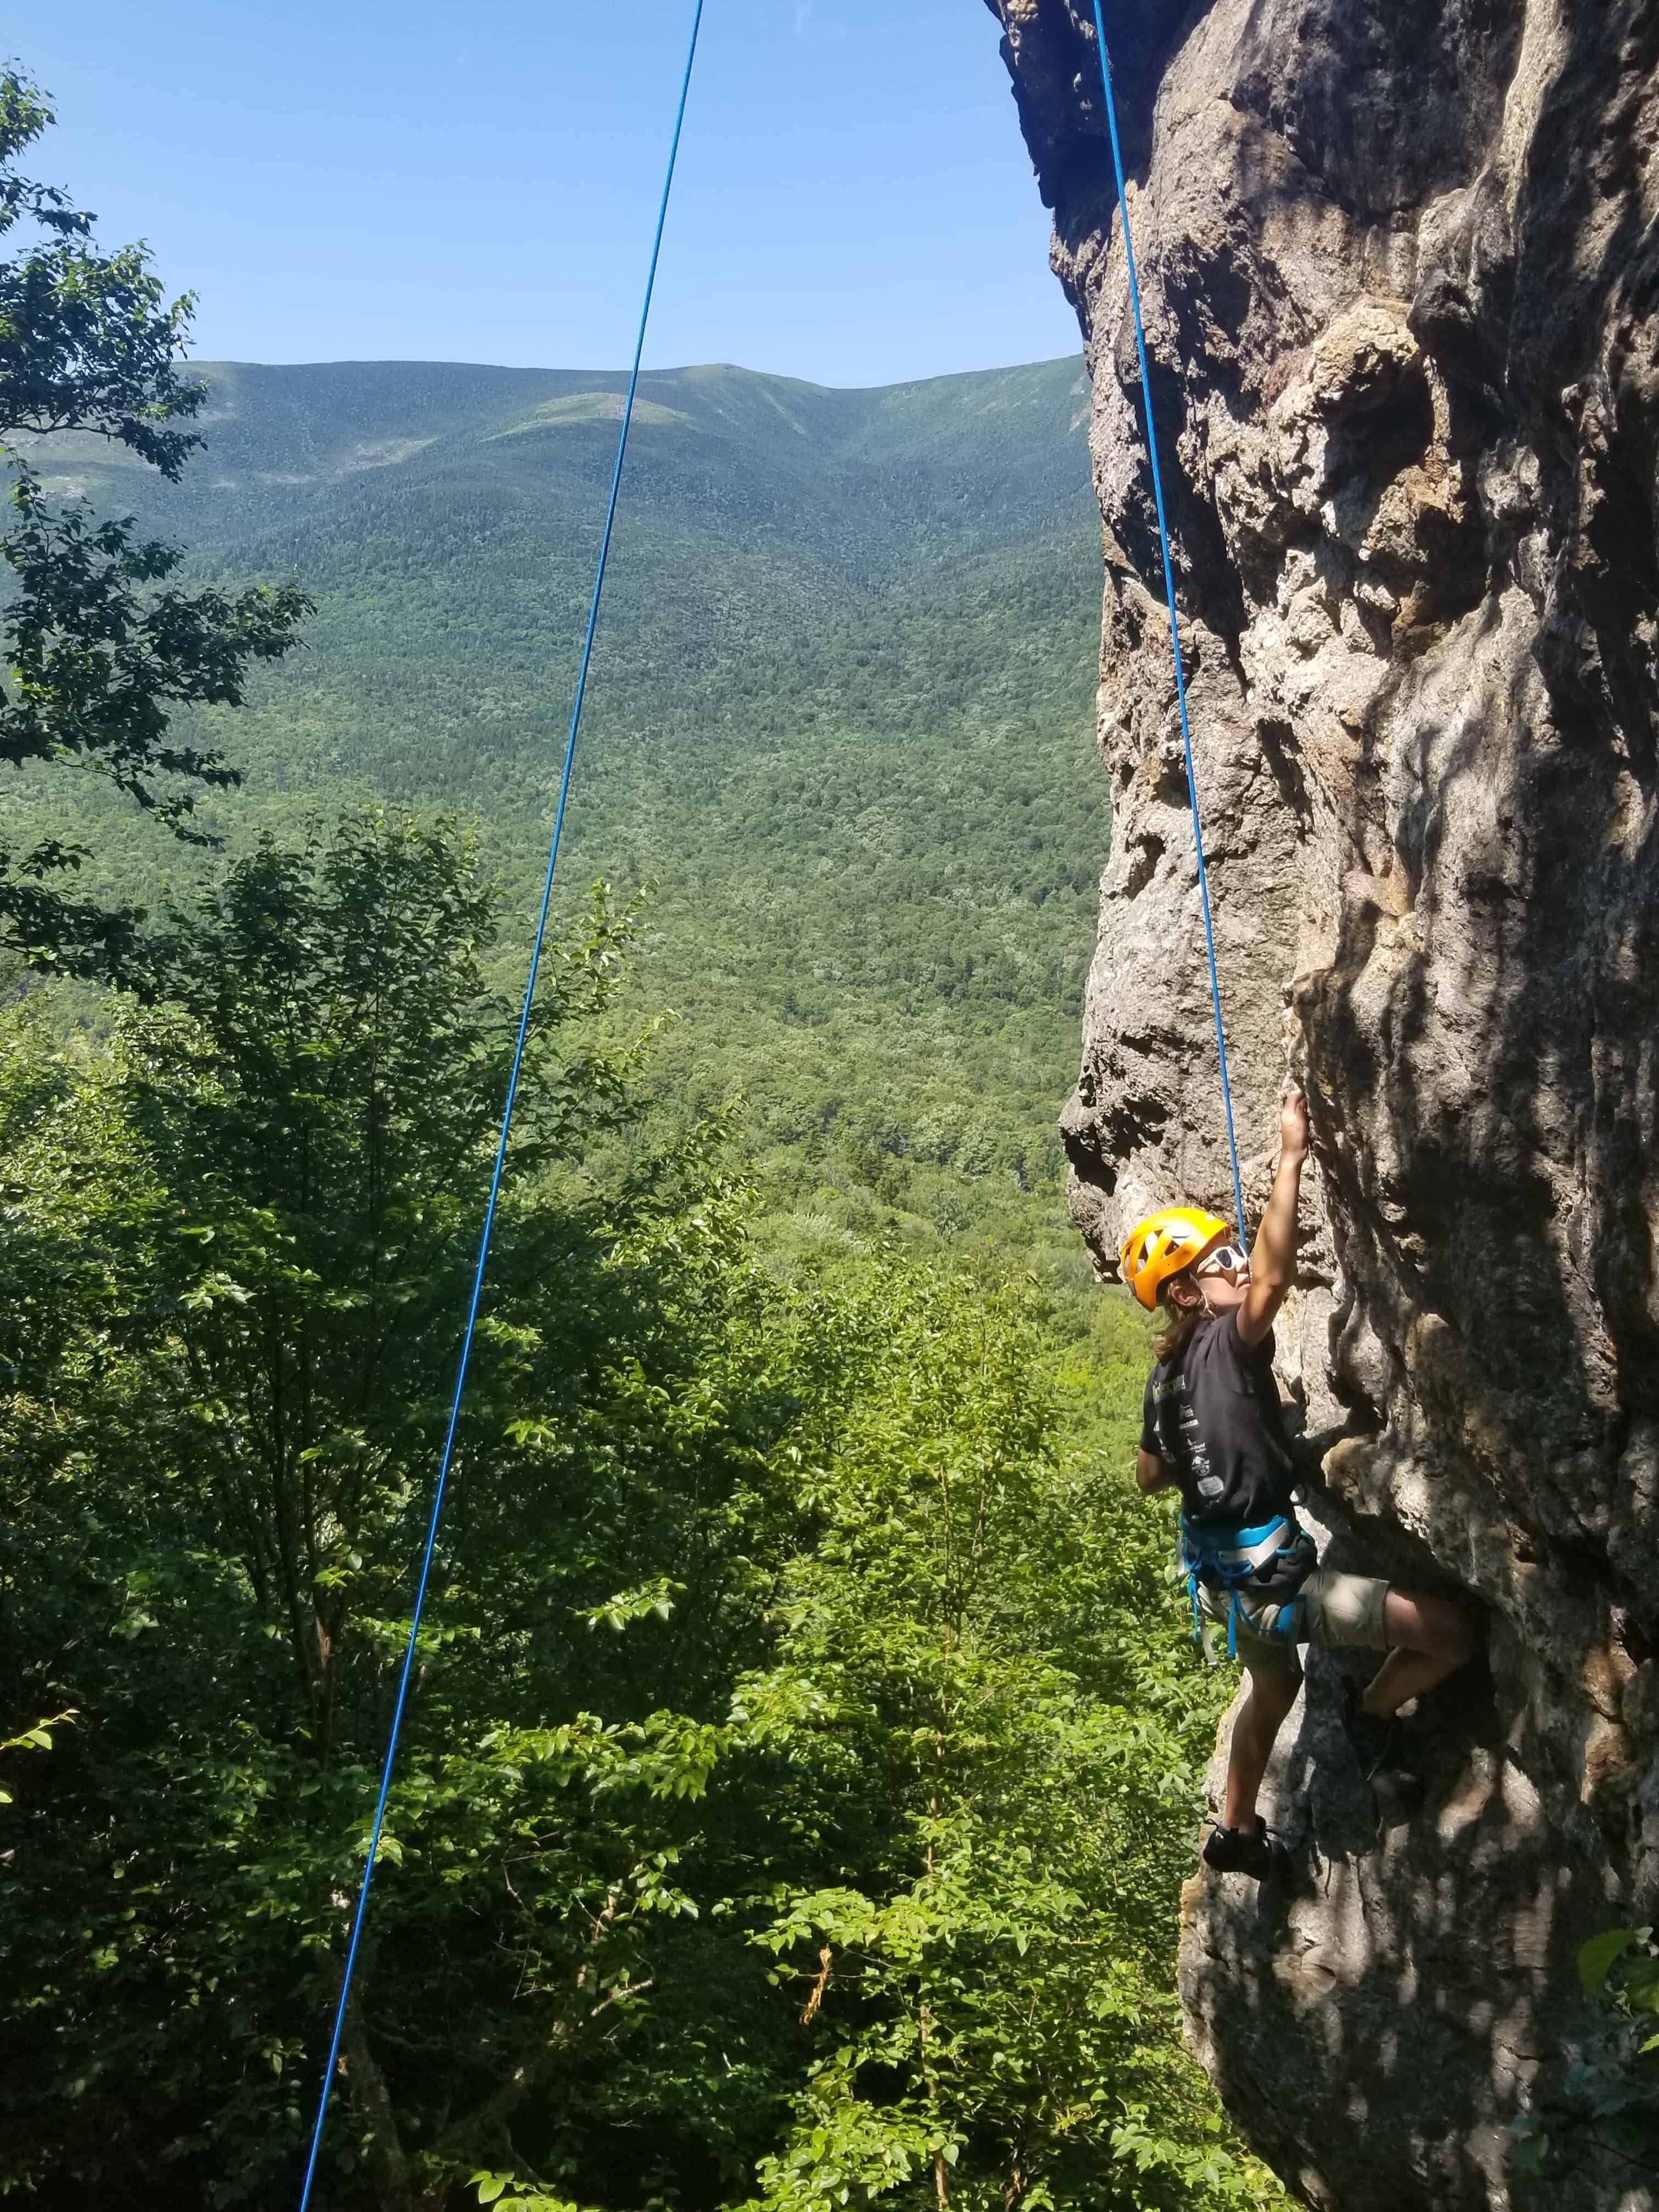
[17,356,1107,1245]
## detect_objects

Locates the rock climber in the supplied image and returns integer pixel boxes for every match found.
[1122,1086,1478,1882]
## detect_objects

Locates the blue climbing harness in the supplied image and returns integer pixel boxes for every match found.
[1179,1513,1316,1660]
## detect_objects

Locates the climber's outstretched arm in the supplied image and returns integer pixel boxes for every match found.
[1238,1086,1310,1349]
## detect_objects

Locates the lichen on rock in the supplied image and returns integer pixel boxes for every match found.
[989,1,1659,2203]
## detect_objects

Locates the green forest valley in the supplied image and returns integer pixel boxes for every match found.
[0,66,1290,2212]
[10,345,1111,1261]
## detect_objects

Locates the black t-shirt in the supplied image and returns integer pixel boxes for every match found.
[1139,1313,1297,1533]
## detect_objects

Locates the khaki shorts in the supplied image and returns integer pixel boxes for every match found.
[1198,1566,1392,1676]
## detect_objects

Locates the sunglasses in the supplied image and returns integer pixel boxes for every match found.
[1194,1242,1249,1278]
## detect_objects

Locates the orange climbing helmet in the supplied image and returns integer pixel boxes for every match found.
[1119,1205,1230,1310]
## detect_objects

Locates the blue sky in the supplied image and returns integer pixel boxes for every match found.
[21,0,1080,388]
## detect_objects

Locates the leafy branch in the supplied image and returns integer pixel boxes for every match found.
[0,1708,76,1803]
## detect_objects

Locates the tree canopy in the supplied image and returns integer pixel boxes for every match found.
[0,68,309,977]
[0,811,1283,2212]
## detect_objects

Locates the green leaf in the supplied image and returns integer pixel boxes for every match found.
[1578,1929,1641,1995]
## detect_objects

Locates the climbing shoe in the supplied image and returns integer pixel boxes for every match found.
[1201,1817,1291,1884]
[1341,1678,1404,1780]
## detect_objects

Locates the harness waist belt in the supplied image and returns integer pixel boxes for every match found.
[1177,1512,1314,1661]
[1180,1512,1302,1580]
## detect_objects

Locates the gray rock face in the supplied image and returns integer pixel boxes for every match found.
[988,1,1659,2203]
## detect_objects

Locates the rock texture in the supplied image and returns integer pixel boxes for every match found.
[988,1,1659,2204]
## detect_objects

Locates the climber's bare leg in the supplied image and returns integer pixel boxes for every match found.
[1222,1663,1301,1830]
[1359,1591,1477,1719]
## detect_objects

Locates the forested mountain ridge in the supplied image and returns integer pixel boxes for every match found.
[37,354,1094,542]
[16,354,1108,1245]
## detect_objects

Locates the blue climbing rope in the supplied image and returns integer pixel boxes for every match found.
[292,5,707,2203]
[1088,2,1248,1236]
